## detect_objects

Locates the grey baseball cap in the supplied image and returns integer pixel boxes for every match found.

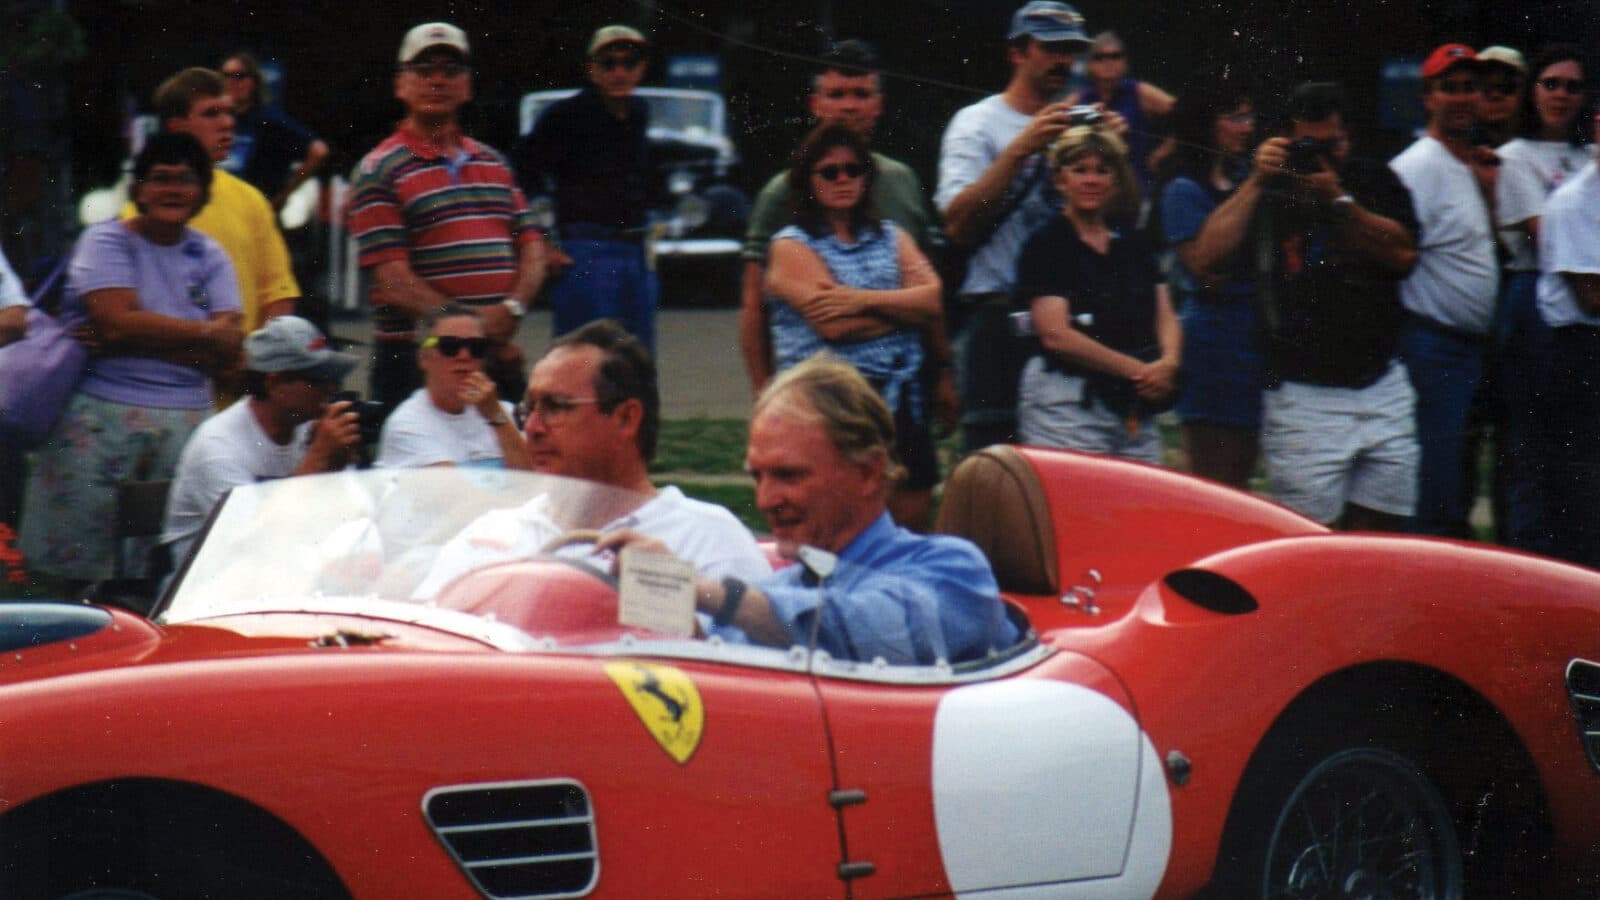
[245,316,358,383]
[1008,1,1090,44]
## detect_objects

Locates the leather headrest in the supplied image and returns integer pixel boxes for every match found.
[936,446,1057,595]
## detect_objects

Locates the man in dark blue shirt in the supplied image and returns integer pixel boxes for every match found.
[515,25,658,352]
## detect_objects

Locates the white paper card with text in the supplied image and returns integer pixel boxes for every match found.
[617,546,697,637]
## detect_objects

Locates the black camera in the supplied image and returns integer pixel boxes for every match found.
[1066,105,1103,127]
[1286,137,1334,175]
[331,390,386,449]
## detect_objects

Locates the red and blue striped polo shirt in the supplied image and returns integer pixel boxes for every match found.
[349,125,540,334]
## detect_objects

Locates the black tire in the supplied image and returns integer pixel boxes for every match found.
[1249,746,1464,900]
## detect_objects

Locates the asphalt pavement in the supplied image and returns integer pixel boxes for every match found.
[329,308,754,420]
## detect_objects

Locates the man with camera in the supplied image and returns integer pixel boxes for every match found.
[937,1,1124,451]
[1194,82,1420,530]
[162,316,362,563]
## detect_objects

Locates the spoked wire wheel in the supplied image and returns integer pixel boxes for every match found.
[1262,747,1464,900]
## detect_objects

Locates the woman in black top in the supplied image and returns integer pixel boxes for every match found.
[1013,125,1180,462]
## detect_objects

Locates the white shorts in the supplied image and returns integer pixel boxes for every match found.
[1261,362,1419,524]
[1016,357,1162,464]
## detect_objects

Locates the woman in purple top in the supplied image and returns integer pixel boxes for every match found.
[20,133,243,589]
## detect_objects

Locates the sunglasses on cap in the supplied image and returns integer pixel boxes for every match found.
[1540,77,1586,95]
[422,335,490,358]
[814,163,865,181]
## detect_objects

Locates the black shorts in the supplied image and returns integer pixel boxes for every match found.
[895,399,940,490]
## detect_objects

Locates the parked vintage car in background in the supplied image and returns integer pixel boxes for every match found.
[2,449,1600,898]
[518,87,749,308]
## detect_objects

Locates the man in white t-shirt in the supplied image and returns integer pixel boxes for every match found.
[163,316,361,562]
[1388,43,1502,538]
[1536,118,1600,568]
[376,302,533,469]
[524,319,770,584]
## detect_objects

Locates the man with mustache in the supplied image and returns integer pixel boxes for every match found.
[936,1,1118,451]
[1388,44,1502,538]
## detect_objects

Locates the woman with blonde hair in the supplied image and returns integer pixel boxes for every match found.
[1012,124,1179,462]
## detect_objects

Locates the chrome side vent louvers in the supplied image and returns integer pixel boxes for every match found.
[1565,659,1600,773]
[423,779,598,899]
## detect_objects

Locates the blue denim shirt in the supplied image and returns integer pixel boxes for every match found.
[760,512,1017,665]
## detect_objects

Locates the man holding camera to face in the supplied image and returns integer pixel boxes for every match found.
[1195,82,1421,530]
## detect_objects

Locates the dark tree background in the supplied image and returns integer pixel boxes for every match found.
[1,0,1596,274]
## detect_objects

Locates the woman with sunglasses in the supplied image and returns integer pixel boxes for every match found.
[763,123,943,528]
[1069,31,1176,191]
[1490,44,1592,552]
[1014,125,1178,461]
[375,302,532,470]
[1154,75,1264,489]
[18,133,244,595]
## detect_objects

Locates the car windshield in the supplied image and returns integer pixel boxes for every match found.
[164,469,664,626]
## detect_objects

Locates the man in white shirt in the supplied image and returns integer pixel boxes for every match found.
[524,319,770,583]
[1537,112,1600,568]
[1388,43,1502,537]
[376,302,532,469]
[163,316,361,563]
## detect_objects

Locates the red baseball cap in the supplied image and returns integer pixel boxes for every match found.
[1422,43,1481,79]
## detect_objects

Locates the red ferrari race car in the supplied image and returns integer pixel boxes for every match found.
[2,447,1598,899]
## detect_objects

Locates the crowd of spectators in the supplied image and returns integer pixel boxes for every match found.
[4,6,1600,596]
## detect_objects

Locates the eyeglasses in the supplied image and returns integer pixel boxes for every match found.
[1435,79,1480,96]
[1220,112,1257,126]
[1539,77,1586,95]
[823,87,877,101]
[1090,51,1125,61]
[593,53,644,72]
[221,70,253,81]
[141,171,201,187]
[813,163,865,181]
[421,335,489,358]
[401,61,470,79]
[519,394,602,422]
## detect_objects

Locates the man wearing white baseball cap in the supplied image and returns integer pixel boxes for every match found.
[162,316,362,562]
[349,21,546,420]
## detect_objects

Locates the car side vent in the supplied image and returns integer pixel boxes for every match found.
[1566,659,1600,773]
[423,779,599,899]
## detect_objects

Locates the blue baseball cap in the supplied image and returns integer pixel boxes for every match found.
[1008,1,1090,45]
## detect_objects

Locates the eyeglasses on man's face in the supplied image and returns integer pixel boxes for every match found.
[519,393,602,422]
[1479,79,1520,98]
[401,61,470,79]
[1434,78,1480,96]
[141,170,201,188]
[593,52,644,72]
[422,335,489,359]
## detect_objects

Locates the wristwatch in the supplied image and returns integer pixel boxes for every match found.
[501,298,526,318]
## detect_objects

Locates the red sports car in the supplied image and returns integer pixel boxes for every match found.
[2,447,1597,899]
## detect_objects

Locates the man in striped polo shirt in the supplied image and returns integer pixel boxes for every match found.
[349,22,547,416]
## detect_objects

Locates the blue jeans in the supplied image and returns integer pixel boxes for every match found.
[1399,317,1486,537]
[550,238,659,354]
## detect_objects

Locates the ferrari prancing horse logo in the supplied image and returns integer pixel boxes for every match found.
[604,661,704,764]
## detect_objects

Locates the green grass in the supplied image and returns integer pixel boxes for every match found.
[650,418,749,475]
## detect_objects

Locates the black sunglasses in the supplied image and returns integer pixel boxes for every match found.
[1479,80,1520,98]
[594,53,644,72]
[423,335,490,359]
[814,163,865,181]
[1090,51,1125,61]
[1540,77,1586,95]
[401,61,470,79]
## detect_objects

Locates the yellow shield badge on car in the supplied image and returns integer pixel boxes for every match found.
[604,661,704,764]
